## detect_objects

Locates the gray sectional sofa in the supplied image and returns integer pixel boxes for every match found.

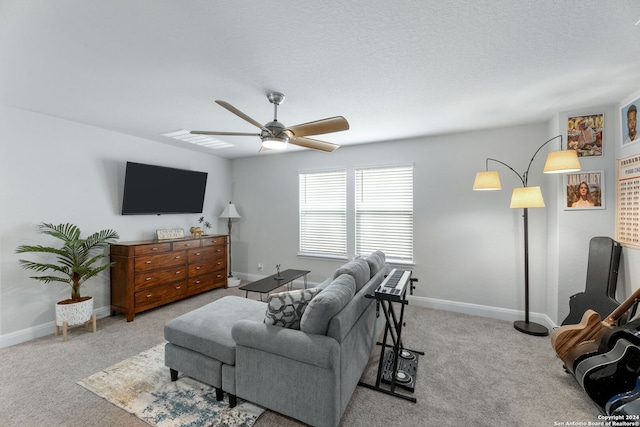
[164,251,390,427]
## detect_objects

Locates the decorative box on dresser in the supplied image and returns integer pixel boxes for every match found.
[110,235,228,321]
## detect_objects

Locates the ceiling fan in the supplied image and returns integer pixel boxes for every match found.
[190,92,349,152]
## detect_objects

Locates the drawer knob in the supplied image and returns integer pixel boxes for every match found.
[196,266,201,270]
[146,294,152,298]
[145,277,151,281]
[152,247,158,251]
[176,271,181,274]
[195,280,201,284]
[146,260,152,264]
[175,256,181,259]
[196,252,201,256]
[176,286,181,290]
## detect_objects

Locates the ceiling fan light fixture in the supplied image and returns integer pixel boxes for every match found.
[261,136,288,150]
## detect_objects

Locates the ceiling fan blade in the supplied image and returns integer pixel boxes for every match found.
[289,136,340,152]
[190,130,260,136]
[285,116,349,138]
[215,100,269,132]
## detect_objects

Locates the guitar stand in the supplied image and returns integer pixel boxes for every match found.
[358,277,424,403]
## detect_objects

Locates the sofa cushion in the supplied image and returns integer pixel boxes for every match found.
[300,274,356,335]
[164,296,266,365]
[365,250,386,277]
[333,258,370,292]
[264,287,321,329]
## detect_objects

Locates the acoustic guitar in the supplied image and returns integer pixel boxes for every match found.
[575,338,640,410]
[551,286,640,365]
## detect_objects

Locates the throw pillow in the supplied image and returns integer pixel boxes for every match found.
[365,250,385,277]
[300,274,356,335]
[333,258,370,292]
[264,287,321,329]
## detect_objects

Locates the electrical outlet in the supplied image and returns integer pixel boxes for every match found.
[257,262,263,271]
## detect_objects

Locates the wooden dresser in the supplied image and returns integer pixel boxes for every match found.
[109,235,228,321]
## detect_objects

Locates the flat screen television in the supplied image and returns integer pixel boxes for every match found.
[121,162,208,215]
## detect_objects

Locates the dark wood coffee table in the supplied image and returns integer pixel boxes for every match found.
[239,269,310,300]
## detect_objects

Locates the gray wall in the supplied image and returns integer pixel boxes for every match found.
[2,98,639,347]
[0,105,232,346]
[230,122,559,326]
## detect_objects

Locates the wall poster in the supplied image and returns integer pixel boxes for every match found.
[564,170,604,210]
[615,154,640,249]
[621,95,640,146]
[567,114,603,156]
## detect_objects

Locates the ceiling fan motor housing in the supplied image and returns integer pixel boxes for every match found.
[262,121,290,142]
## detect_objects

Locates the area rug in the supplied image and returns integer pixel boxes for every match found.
[78,343,264,427]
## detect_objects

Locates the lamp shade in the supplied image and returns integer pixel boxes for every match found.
[543,150,581,174]
[219,202,241,218]
[510,186,545,208]
[473,171,502,190]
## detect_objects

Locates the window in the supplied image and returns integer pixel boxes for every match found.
[355,165,413,261]
[299,170,347,257]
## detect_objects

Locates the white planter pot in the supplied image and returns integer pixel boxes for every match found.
[56,297,94,327]
[227,277,241,287]
[55,297,96,341]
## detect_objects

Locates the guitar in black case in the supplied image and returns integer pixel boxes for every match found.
[610,397,640,416]
[606,377,640,415]
[562,236,623,326]
[565,316,640,374]
[575,336,640,410]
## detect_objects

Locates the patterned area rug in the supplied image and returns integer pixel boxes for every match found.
[78,343,264,427]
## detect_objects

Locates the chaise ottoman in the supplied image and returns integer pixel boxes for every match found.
[164,295,267,407]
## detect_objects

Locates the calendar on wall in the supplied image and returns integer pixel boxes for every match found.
[616,154,640,249]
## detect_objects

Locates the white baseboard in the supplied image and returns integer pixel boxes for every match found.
[407,295,557,331]
[0,306,111,349]
[0,285,557,348]
[241,272,557,330]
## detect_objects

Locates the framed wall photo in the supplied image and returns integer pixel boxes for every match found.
[567,114,603,156]
[621,95,640,146]
[564,170,604,210]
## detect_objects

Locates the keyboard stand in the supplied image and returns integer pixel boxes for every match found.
[358,278,424,403]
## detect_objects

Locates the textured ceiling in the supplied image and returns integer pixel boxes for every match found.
[1,1,639,158]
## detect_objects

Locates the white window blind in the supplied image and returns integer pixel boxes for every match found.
[355,165,413,261]
[299,170,347,257]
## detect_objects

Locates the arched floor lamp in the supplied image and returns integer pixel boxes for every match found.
[219,202,241,279]
[473,135,581,336]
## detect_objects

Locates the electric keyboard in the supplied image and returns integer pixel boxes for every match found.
[375,268,411,302]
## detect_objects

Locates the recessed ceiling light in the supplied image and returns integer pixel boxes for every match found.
[161,129,234,149]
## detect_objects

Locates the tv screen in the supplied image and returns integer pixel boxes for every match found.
[121,162,208,215]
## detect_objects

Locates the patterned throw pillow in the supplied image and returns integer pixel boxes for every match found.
[264,287,321,329]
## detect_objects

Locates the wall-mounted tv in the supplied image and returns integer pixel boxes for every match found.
[121,162,208,215]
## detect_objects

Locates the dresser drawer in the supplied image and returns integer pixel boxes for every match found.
[135,281,187,311]
[187,247,218,263]
[188,261,217,277]
[173,240,201,251]
[134,267,186,290]
[188,265,226,293]
[134,243,171,256]
[202,236,226,247]
[135,251,186,272]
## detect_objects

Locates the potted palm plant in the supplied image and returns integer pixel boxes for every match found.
[16,223,119,339]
